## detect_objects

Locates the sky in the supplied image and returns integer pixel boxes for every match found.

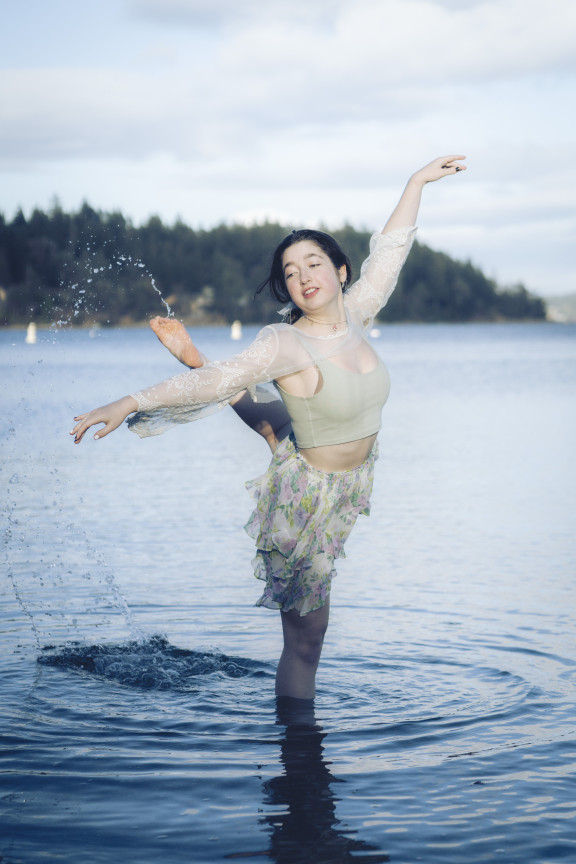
[1,0,575,297]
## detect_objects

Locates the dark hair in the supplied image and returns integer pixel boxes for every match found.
[255,229,352,319]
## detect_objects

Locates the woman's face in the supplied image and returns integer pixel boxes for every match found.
[282,241,347,314]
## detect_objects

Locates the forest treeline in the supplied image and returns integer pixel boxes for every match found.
[0,203,546,327]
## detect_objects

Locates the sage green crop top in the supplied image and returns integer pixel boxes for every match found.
[275,352,390,448]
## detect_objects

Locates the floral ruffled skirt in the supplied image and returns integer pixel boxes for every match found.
[245,435,378,616]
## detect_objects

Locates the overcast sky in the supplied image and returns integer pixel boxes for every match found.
[2,0,575,296]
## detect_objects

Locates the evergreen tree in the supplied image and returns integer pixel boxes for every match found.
[0,205,546,326]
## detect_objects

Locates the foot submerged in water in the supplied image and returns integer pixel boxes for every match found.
[149,316,203,368]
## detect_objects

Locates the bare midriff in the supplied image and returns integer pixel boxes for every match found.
[299,432,378,472]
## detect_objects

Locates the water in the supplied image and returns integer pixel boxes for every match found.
[1,322,575,864]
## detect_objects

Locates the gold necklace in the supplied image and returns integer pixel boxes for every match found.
[303,314,347,332]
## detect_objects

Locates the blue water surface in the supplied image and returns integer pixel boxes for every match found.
[1,322,575,864]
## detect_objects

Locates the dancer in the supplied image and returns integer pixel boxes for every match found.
[71,156,466,700]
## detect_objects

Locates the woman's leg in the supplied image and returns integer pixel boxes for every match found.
[230,391,292,453]
[276,599,330,700]
[149,316,291,452]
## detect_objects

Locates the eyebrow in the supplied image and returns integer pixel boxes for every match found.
[283,252,323,272]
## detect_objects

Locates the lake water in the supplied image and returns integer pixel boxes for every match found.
[1,322,575,864]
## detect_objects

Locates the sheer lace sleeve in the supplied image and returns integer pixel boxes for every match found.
[344,226,417,328]
[128,325,280,436]
[127,321,346,438]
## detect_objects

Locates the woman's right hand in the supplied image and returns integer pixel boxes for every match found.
[410,155,467,186]
[70,395,138,444]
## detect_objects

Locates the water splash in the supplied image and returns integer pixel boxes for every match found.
[38,635,264,691]
[2,397,145,649]
[3,467,145,649]
[49,230,172,333]
[3,229,171,647]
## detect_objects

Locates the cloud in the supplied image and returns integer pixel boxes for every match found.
[2,0,572,170]
[0,69,179,162]
[129,0,576,81]
[128,0,350,28]
[1,0,574,294]
[3,0,573,168]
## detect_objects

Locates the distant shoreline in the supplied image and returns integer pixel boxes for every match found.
[3,317,571,333]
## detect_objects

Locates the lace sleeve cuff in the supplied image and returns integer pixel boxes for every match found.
[131,390,162,412]
[366,225,417,257]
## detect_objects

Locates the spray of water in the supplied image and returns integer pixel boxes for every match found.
[2,438,146,649]
[49,230,173,333]
[2,229,174,652]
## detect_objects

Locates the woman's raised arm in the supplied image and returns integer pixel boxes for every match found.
[344,155,466,327]
[382,155,466,234]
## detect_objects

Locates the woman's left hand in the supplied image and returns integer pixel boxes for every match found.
[70,395,138,444]
[411,155,467,185]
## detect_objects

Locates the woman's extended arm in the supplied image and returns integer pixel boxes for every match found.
[71,325,282,443]
[71,319,320,442]
[344,155,466,327]
[382,155,466,234]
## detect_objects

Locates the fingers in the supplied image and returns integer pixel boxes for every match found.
[70,412,106,444]
[440,154,466,163]
[413,155,467,186]
[440,155,467,173]
[70,414,86,443]
[70,397,134,444]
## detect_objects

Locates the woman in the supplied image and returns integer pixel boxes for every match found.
[71,155,466,700]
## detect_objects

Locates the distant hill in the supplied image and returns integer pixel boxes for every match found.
[545,293,576,323]
[0,204,546,326]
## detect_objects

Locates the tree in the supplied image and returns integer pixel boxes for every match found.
[0,205,547,326]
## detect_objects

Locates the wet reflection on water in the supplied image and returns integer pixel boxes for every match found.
[259,698,389,864]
